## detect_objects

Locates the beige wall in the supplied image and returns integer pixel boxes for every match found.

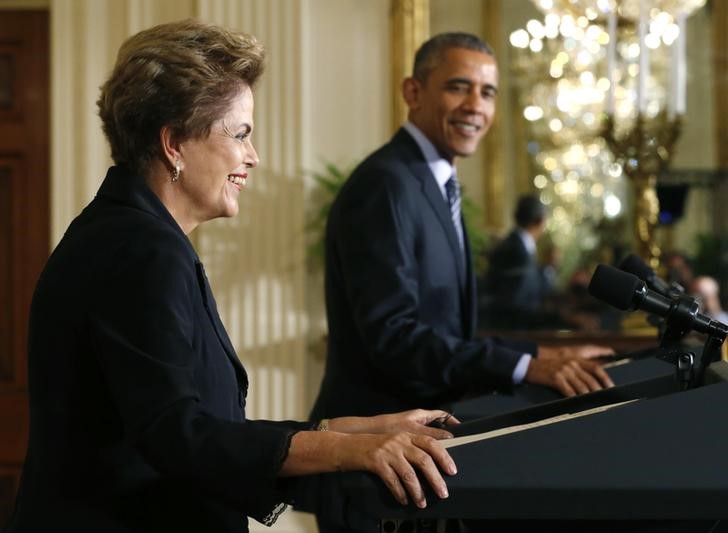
[303,0,392,164]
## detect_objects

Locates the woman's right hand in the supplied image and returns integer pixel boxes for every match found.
[336,432,457,509]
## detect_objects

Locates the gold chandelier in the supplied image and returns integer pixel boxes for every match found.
[508,0,708,274]
[531,0,707,20]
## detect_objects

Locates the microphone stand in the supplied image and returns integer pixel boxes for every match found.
[694,334,725,387]
[652,336,696,392]
[653,311,727,391]
[645,282,688,345]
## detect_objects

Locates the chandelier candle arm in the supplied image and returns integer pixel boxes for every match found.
[638,0,649,114]
[607,7,617,115]
[676,11,686,115]
[601,112,683,269]
[669,10,687,119]
[669,14,678,119]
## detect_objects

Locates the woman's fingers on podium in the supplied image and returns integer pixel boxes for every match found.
[369,435,427,507]
[417,425,455,440]
[379,464,409,506]
[418,435,458,478]
[415,409,460,440]
[411,435,457,497]
[424,409,461,429]
[367,433,457,508]
[380,409,459,439]
[395,452,428,508]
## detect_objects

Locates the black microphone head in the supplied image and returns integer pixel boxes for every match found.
[619,254,654,282]
[588,264,645,311]
[619,253,673,296]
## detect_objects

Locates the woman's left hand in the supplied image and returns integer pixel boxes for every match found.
[328,409,460,440]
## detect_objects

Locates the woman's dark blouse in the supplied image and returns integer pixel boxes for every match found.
[7,166,311,532]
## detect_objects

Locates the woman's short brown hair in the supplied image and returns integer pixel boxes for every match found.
[97,19,265,176]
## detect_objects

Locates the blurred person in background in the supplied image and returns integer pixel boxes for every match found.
[690,275,728,324]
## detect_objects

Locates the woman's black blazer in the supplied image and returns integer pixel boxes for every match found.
[7,166,309,533]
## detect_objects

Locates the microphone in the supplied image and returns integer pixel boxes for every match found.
[618,253,683,297]
[588,264,728,339]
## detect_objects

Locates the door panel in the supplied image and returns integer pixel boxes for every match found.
[0,10,49,529]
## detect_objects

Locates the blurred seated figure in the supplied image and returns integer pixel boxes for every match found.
[690,275,728,324]
[663,251,694,291]
[479,195,568,330]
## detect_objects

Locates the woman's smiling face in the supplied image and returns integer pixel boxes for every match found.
[176,85,259,227]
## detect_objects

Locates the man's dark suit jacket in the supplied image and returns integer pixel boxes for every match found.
[481,230,563,330]
[310,128,537,421]
[7,166,309,533]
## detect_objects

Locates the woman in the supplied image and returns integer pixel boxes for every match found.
[7,19,457,533]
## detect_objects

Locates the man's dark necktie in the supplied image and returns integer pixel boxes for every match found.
[445,176,465,253]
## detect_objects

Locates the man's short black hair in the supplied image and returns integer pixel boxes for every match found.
[515,194,547,228]
[412,32,494,83]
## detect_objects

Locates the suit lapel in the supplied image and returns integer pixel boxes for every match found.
[195,262,249,391]
[462,224,477,339]
[393,130,467,290]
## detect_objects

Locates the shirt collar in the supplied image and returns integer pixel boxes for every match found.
[517,228,537,255]
[403,121,455,189]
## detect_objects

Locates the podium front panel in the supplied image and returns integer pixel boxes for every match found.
[343,380,728,521]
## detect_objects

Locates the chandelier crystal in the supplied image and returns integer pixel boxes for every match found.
[531,0,707,20]
[510,0,707,276]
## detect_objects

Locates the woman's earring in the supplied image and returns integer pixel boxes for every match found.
[171,160,180,182]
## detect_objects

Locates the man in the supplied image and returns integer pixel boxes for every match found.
[311,32,613,424]
[481,194,554,329]
[479,194,592,330]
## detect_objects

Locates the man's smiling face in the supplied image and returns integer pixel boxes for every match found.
[405,47,498,162]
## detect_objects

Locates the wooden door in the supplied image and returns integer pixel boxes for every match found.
[0,10,49,528]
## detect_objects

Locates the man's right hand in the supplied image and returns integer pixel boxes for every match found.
[525,344,615,396]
